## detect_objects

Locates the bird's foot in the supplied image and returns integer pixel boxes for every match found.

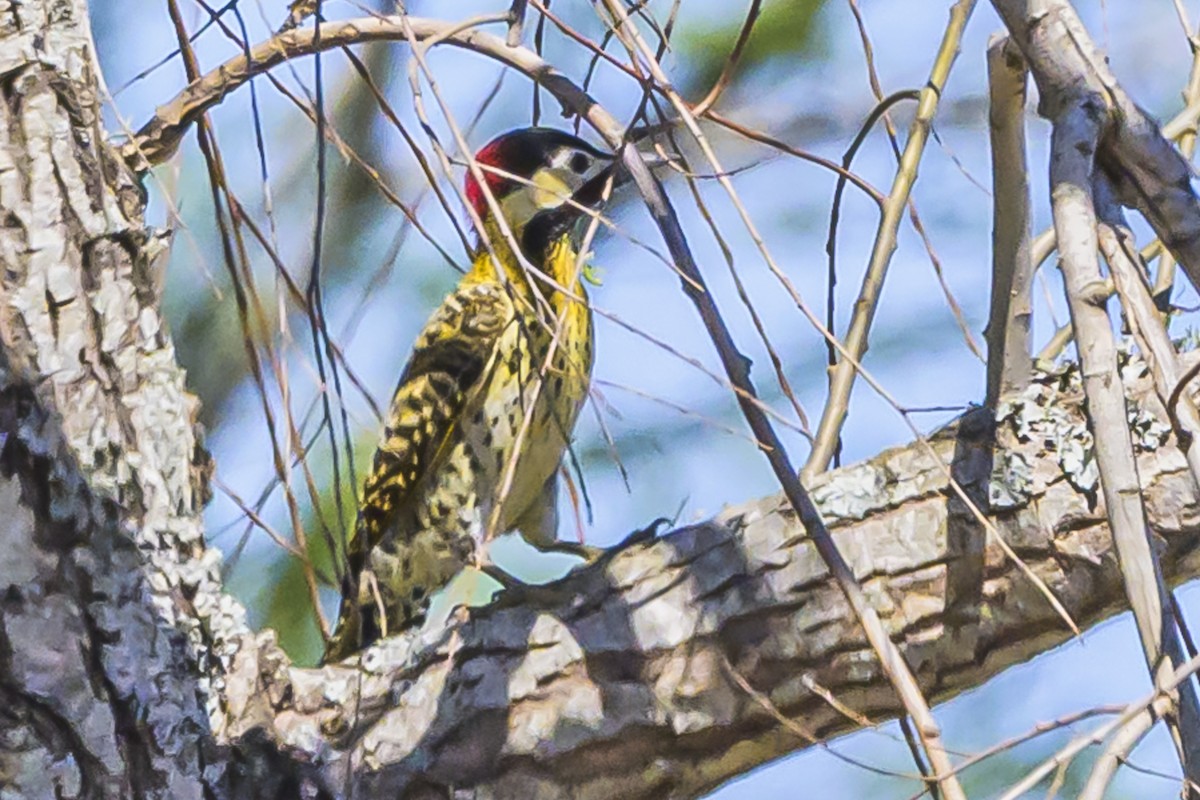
[484,518,671,610]
[533,516,670,564]
[612,516,671,552]
[479,562,525,592]
[480,563,588,610]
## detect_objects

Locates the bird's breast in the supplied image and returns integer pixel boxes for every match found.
[463,288,593,535]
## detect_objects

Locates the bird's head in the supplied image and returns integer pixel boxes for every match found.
[464,127,617,259]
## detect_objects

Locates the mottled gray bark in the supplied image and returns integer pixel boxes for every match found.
[6,1,1200,799]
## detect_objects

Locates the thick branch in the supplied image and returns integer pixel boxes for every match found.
[224,361,1200,798]
[991,0,1200,290]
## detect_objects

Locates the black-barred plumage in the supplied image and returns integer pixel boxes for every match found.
[324,129,615,662]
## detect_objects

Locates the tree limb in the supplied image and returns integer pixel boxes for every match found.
[12,2,1200,798]
[991,0,1200,290]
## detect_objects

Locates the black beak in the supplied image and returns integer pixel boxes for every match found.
[570,123,674,210]
[571,156,623,210]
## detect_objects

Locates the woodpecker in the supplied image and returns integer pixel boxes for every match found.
[324,128,618,662]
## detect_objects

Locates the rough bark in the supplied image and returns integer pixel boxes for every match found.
[7,1,1200,799]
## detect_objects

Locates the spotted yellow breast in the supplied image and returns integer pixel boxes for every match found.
[460,234,593,533]
[323,231,594,662]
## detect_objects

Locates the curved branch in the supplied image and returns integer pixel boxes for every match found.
[126,14,626,167]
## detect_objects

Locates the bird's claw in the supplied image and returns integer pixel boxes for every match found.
[616,516,671,549]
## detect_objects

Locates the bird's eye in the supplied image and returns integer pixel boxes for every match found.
[569,152,590,174]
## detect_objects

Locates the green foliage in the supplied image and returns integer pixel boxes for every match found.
[676,0,828,96]
[255,434,371,666]
[262,542,329,666]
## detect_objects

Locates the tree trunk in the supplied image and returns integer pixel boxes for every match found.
[4,1,1200,798]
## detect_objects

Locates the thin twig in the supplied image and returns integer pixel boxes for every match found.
[998,653,1200,800]
[165,0,330,638]
[603,4,965,785]
[803,0,977,482]
[1079,704,1159,800]
[691,0,762,116]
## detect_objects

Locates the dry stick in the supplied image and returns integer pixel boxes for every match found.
[1045,761,1070,800]
[1154,15,1200,299]
[703,111,885,203]
[825,89,918,408]
[1079,702,1162,800]
[690,0,762,116]
[164,0,330,638]
[842,0,984,369]
[992,0,1200,291]
[999,653,1200,800]
[802,0,977,483]
[717,655,926,782]
[673,166,814,439]
[984,34,1034,407]
[902,707,1127,799]
[189,4,390,573]
[186,5,398,417]
[897,715,937,800]
[133,8,890,208]
[1050,98,1200,784]
[619,140,966,800]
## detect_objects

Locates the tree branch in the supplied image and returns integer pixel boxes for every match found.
[985,34,1034,407]
[219,366,1200,797]
[125,14,626,168]
[991,0,1200,290]
[12,2,1200,798]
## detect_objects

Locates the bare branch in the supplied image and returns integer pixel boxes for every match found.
[1048,83,1200,783]
[999,659,1200,800]
[992,0,1200,290]
[125,14,628,168]
[985,34,1034,406]
[803,0,977,481]
[1079,705,1160,800]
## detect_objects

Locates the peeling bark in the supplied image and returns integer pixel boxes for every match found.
[6,0,1200,799]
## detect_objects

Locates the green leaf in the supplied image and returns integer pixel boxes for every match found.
[677,0,828,96]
